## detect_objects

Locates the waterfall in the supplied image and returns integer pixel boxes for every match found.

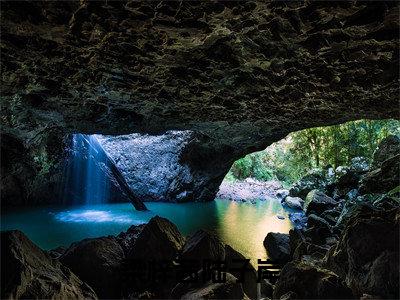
[63,134,111,205]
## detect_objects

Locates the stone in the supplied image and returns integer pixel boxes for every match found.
[276,189,289,200]
[350,156,369,173]
[225,244,257,299]
[307,214,332,230]
[289,170,327,199]
[129,216,185,261]
[371,135,400,169]
[1,230,97,299]
[273,262,353,299]
[288,212,308,230]
[116,224,145,254]
[304,190,338,215]
[325,207,399,299]
[170,272,245,299]
[60,236,124,299]
[282,196,304,210]
[181,230,225,262]
[263,232,290,263]
[1,1,399,206]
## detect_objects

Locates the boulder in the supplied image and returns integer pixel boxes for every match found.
[1,230,97,299]
[288,212,308,230]
[273,262,353,299]
[289,170,327,199]
[333,166,361,199]
[276,189,289,200]
[181,230,225,262]
[282,196,304,210]
[304,190,337,215]
[116,223,145,254]
[307,214,332,230]
[129,216,185,261]
[59,236,124,299]
[170,272,245,299]
[360,154,400,194]
[349,156,369,173]
[225,244,257,299]
[371,135,400,169]
[263,232,290,263]
[325,207,399,299]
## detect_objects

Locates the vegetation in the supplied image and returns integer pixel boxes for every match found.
[227,119,400,185]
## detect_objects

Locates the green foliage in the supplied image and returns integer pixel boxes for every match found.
[227,119,400,184]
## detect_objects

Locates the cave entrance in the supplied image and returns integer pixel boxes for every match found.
[218,119,400,203]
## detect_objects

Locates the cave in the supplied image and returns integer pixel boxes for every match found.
[1,1,399,299]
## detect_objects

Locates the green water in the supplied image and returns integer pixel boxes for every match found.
[1,199,293,266]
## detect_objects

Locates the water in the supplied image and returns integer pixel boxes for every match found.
[1,199,294,266]
[62,134,111,204]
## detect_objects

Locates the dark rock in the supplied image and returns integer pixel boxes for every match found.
[360,153,400,194]
[59,236,124,299]
[1,0,399,206]
[48,245,66,259]
[129,216,185,261]
[289,170,327,199]
[304,190,337,215]
[181,229,225,261]
[307,214,332,230]
[263,232,291,263]
[116,223,145,254]
[170,272,244,299]
[349,156,369,173]
[371,135,400,169]
[273,262,353,299]
[225,244,257,299]
[293,241,331,261]
[288,228,305,258]
[325,207,399,299]
[1,230,97,299]
[276,189,289,200]
[333,166,361,199]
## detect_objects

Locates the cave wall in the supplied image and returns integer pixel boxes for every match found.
[1,1,399,205]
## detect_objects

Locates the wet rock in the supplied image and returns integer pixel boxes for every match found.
[289,170,327,199]
[304,190,337,215]
[263,232,290,263]
[170,272,244,299]
[307,214,332,230]
[349,156,369,173]
[325,207,399,299]
[1,230,97,299]
[129,216,185,261]
[181,229,225,261]
[282,196,304,210]
[276,189,289,200]
[288,212,308,229]
[60,236,124,299]
[273,262,353,299]
[225,244,257,299]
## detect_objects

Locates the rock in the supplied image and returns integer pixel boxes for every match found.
[292,241,331,261]
[360,153,400,194]
[181,230,225,262]
[307,214,331,230]
[225,244,258,299]
[289,170,327,199]
[304,190,337,215]
[371,135,400,169]
[129,216,185,261]
[350,156,369,173]
[282,196,304,210]
[288,212,308,229]
[1,230,97,299]
[48,245,66,259]
[288,229,305,258]
[60,236,124,299]
[116,223,145,254]
[273,262,353,299]
[170,272,245,299]
[277,215,285,220]
[263,232,290,263]
[325,207,399,299]
[276,189,289,200]
[96,131,229,202]
[1,1,399,206]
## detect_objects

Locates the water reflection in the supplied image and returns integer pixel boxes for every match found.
[1,199,292,267]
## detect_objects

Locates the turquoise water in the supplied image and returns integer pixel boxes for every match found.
[1,199,293,266]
